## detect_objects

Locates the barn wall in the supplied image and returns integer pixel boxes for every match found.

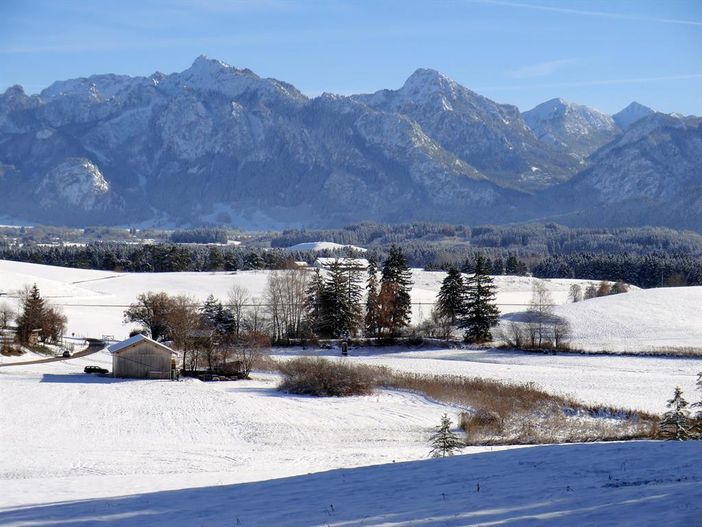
[112,341,172,379]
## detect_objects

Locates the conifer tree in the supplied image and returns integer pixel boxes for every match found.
[436,267,464,327]
[379,245,413,337]
[460,255,500,343]
[305,268,325,336]
[364,258,381,338]
[429,414,463,458]
[319,260,363,338]
[660,387,692,441]
[16,284,46,344]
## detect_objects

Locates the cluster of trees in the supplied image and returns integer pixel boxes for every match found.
[0,243,316,273]
[3,222,702,290]
[3,285,67,347]
[659,377,702,441]
[122,246,417,371]
[434,256,500,343]
[170,228,229,244]
[500,281,572,350]
[271,222,702,257]
[123,290,267,377]
[534,253,702,288]
[567,280,629,303]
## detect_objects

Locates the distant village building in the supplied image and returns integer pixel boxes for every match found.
[107,334,176,379]
[314,257,369,271]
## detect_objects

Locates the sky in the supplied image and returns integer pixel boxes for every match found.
[0,0,701,114]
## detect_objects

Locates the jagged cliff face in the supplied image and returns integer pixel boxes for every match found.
[543,114,702,229]
[523,98,620,157]
[354,70,581,189]
[0,57,700,230]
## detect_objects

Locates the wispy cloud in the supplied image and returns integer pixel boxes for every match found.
[478,73,702,91]
[472,0,702,27]
[506,58,579,79]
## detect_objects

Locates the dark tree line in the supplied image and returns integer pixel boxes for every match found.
[0,243,317,273]
[533,252,702,288]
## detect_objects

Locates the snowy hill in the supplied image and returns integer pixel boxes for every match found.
[286,241,367,252]
[2,439,699,526]
[555,286,702,352]
[0,260,601,340]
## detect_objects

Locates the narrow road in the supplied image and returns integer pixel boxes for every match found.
[0,345,103,368]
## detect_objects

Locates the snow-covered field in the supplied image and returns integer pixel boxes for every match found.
[0,352,465,509]
[0,259,636,342]
[2,260,702,524]
[1,354,701,525]
[554,286,702,352]
[273,346,701,414]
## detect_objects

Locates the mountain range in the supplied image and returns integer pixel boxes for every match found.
[0,56,700,230]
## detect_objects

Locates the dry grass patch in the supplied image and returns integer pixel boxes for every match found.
[266,357,658,445]
[277,357,388,397]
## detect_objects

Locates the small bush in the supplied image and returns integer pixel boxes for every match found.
[278,357,386,397]
[460,409,504,437]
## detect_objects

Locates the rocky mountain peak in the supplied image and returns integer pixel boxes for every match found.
[523,97,619,156]
[401,68,457,96]
[612,102,655,130]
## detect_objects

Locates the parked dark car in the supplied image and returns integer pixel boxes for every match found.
[62,350,71,358]
[84,365,109,374]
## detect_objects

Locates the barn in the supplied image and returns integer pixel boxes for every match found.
[108,334,176,379]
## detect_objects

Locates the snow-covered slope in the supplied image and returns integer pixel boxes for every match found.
[613,102,655,130]
[523,97,620,156]
[555,286,702,352]
[286,241,367,252]
[7,442,702,527]
[0,354,461,510]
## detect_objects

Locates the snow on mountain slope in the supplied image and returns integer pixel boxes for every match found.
[555,286,702,352]
[613,101,655,130]
[523,97,620,156]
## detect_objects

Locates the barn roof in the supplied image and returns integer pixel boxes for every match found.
[107,334,176,355]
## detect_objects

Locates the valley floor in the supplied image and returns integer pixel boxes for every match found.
[1,347,701,525]
[2,260,702,524]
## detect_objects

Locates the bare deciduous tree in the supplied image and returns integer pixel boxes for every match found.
[227,285,249,342]
[568,284,583,303]
[528,280,554,348]
[231,331,270,378]
[264,270,309,343]
[0,302,15,331]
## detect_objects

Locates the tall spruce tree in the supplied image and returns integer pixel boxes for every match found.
[305,268,325,336]
[364,258,381,338]
[460,255,500,343]
[320,260,363,338]
[436,267,464,326]
[16,284,46,344]
[379,245,413,337]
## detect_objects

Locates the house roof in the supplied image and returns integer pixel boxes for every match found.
[107,334,176,355]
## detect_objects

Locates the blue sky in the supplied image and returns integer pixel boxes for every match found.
[1,0,700,114]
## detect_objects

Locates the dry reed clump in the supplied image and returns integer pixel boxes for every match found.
[265,357,659,444]
[277,357,389,397]
[379,371,658,445]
